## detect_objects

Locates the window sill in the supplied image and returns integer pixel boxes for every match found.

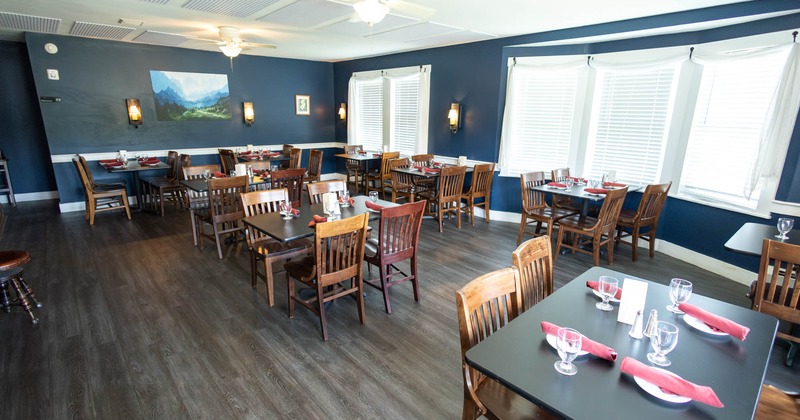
[672,193,771,219]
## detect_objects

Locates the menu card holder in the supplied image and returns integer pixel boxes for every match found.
[617,278,648,325]
[321,192,340,216]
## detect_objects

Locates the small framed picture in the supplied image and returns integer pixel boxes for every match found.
[295,95,310,116]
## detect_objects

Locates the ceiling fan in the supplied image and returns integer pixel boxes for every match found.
[196,26,277,58]
[345,0,435,25]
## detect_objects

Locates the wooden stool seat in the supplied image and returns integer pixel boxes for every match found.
[0,250,40,324]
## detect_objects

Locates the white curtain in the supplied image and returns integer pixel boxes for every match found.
[347,71,382,145]
[416,68,431,154]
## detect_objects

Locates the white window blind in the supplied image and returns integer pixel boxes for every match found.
[681,50,788,209]
[390,76,420,157]
[499,65,579,177]
[584,66,677,185]
[354,78,384,152]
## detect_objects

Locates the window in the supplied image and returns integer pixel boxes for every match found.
[499,64,581,177]
[347,65,431,156]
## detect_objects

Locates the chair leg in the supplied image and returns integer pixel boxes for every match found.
[250,252,258,289]
[649,232,656,258]
[189,211,199,246]
[411,256,420,302]
[380,264,392,314]
[593,237,601,266]
[122,195,132,220]
[212,223,224,259]
[264,258,275,307]
[608,235,615,265]
[89,199,96,225]
[554,228,564,260]
[631,228,639,262]
[9,278,37,324]
[438,204,444,233]
[286,273,295,319]
[356,279,366,325]
[318,284,329,341]
[516,215,527,245]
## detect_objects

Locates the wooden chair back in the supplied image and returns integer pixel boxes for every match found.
[246,161,271,172]
[438,165,467,203]
[456,267,522,415]
[412,154,434,165]
[270,168,305,207]
[635,182,671,227]
[374,200,425,264]
[177,154,191,180]
[596,187,628,235]
[282,144,294,156]
[306,149,323,182]
[345,145,366,172]
[389,158,413,191]
[289,148,302,169]
[754,240,800,344]
[183,164,221,205]
[520,171,548,211]
[512,236,554,312]
[206,176,248,224]
[466,163,494,198]
[165,150,179,179]
[551,168,571,182]
[218,149,236,175]
[183,165,221,180]
[314,213,369,289]
[241,188,289,246]
[77,155,102,187]
[307,180,346,204]
[379,151,401,181]
[344,145,362,154]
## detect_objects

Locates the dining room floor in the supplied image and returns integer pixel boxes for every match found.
[0,199,795,418]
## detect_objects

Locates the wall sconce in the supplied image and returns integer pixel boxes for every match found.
[126,98,142,128]
[448,103,462,134]
[243,101,254,126]
[338,102,347,124]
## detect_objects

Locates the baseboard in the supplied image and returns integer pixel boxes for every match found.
[0,191,59,204]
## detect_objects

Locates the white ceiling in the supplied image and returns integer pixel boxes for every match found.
[0,0,783,62]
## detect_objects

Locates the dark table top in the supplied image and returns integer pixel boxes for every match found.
[242,195,396,242]
[179,177,270,193]
[104,161,170,173]
[531,183,640,202]
[334,153,383,161]
[237,153,290,163]
[724,222,800,256]
[391,165,473,179]
[465,266,778,420]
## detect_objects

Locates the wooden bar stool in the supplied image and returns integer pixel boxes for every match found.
[0,152,16,207]
[0,250,41,324]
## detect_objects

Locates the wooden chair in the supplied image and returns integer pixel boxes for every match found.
[461,163,495,226]
[144,151,189,216]
[517,171,578,245]
[615,182,671,261]
[284,213,369,341]
[753,239,800,363]
[366,151,400,200]
[183,165,220,246]
[417,165,466,232]
[410,153,436,190]
[77,155,126,189]
[280,144,294,169]
[344,145,366,194]
[388,158,424,203]
[411,154,434,165]
[456,267,555,420]
[270,168,305,208]
[755,384,800,419]
[512,236,554,312]
[289,148,302,170]
[241,188,312,307]
[307,180,347,204]
[364,200,426,314]
[304,149,323,184]
[555,187,628,266]
[219,149,237,175]
[73,157,131,225]
[551,167,580,211]
[196,175,248,259]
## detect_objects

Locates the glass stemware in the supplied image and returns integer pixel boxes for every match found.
[647,321,679,367]
[369,191,379,203]
[554,328,582,376]
[203,169,211,182]
[776,217,794,240]
[596,276,618,311]
[589,178,600,189]
[666,278,692,314]
[564,178,574,192]
[280,200,293,220]
[340,190,350,207]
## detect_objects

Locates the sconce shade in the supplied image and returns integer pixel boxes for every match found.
[354,0,390,25]
[243,101,254,126]
[338,102,347,121]
[126,98,142,127]
[448,102,461,134]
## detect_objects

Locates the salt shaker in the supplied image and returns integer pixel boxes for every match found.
[643,309,658,338]
[628,309,644,339]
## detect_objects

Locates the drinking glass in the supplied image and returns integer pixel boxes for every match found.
[589,179,600,189]
[203,169,211,182]
[369,191,379,203]
[554,328,582,376]
[666,278,692,314]
[340,190,350,207]
[596,276,618,311]
[280,200,293,220]
[776,217,794,240]
[271,165,279,173]
[647,321,679,366]
[564,178,574,192]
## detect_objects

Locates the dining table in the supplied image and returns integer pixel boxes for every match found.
[532,182,641,218]
[103,159,171,211]
[179,176,271,193]
[237,152,290,164]
[465,266,779,420]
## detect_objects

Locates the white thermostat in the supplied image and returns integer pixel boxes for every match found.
[44,43,58,54]
[46,69,59,80]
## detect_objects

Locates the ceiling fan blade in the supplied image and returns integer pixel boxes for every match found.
[382,0,436,20]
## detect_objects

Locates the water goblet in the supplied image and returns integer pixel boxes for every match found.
[596,276,618,311]
[369,191,379,203]
[589,178,600,189]
[203,169,211,182]
[340,190,350,207]
[564,178,574,192]
[280,200,293,220]
[647,321,679,367]
[666,278,692,314]
[776,217,794,240]
[554,328,582,376]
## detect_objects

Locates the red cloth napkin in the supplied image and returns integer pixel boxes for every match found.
[213,171,227,178]
[584,188,608,194]
[265,152,280,157]
[603,181,627,188]
[308,214,327,227]
[104,161,124,167]
[240,150,252,155]
[338,197,355,205]
[567,176,586,183]
[620,357,724,407]
[99,159,119,164]
[678,303,750,340]
[365,201,384,211]
[541,321,617,361]
[547,182,567,188]
[138,158,159,164]
[290,208,299,217]
[586,281,623,300]
[373,153,383,158]
[422,168,441,174]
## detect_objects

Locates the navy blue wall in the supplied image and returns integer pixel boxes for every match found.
[24,32,336,203]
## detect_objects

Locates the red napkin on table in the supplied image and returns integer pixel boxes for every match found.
[422,167,441,174]
[603,181,627,188]
[308,214,327,227]
[99,159,119,164]
[213,171,227,178]
[290,208,299,217]
[620,357,724,408]
[358,151,367,155]
[138,158,159,164]
[338,197,355,205]
[586,281,623,300]
[104,161,124,167]
[373,153,383,158]
[547,182,567,188]
[541,321,617,361]
[584,188,608,194]
[265,152,280,157]
[240,150,252,155]
[365,201,384,211]
[678,303,750,340]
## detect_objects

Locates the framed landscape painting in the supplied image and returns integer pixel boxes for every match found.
[150,70,231,121]
[295,95,310,115]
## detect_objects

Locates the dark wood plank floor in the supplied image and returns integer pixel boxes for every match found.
[0,200,796,418]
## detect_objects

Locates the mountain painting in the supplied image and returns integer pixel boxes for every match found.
[150,71,231,121]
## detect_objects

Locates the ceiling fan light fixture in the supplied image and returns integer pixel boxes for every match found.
[354,0,390,25]
[219,43,242,58]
